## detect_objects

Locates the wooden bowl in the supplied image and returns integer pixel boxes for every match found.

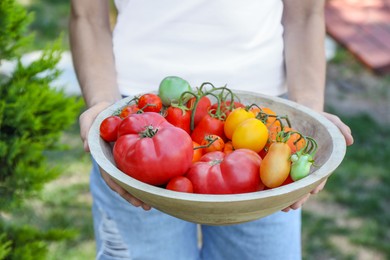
[88,90,346,225]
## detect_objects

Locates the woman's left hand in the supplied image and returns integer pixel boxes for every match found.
[282,112,354,212]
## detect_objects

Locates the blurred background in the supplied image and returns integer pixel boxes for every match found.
[0,0,389,259]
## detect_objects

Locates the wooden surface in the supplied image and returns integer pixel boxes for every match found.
[89,91,347,225]
[325,0,390,74]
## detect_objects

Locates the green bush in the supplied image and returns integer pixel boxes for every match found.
[0,0,83,258]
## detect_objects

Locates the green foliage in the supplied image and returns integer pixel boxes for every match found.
[0,221,76,260]
[0,0,83,258]
[0,0,33,59]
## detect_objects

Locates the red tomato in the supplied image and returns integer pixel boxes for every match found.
[164,106,191,134]
[119,104,140,118]
[210,101,245,117]
[113,112,193,185]
[138,93,163,113]
[117,111,165,138]
[186,96,211,127]
[191,114,226,144]
[186,149,262,194]
[99,115,122,142]
[166,176,194,193]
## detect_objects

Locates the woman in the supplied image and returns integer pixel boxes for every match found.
[69,1,354,259]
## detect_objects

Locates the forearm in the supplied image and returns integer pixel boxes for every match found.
[69,0,121,108]
[282,0,326,112]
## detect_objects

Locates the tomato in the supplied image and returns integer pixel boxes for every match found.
[224,107,255,140]
[281,175,294,186]
[260,142,291,188]
[290,152,313,181]
[158,76,192,106]
[113,112,193,185]
[284,128,306,154]
[210,101,245,117]
[258,107,280,128]
[290,136,317,181]
[99,115,122,142]
[138,93,163,113]
[200,135,225,153]
[117,111,165,138]
[192,141,203,163]
[191,114,226,144]
[164,106,191,134]
[232,118,268,153]
[223,141,234,155]
[119,104,140,118]
[166,176,194,193]
[186,96,211,128]
[186,149,262,194]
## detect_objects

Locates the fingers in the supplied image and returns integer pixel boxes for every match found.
[100,170,152,211]
[322,112,354,146]
[79,101,113,152]
[311,179,327,194]
[282,193,311,212]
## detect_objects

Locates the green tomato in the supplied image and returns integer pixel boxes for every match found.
[290,153,314,181]
[158,76,192,106]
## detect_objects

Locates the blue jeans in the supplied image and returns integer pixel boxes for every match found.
[90,159,302,260]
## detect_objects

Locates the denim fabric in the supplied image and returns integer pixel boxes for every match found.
[90,159,301,260]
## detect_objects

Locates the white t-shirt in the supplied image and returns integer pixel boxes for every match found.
[113,0,286,97]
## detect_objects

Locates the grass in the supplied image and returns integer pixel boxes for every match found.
[302,113,390,259]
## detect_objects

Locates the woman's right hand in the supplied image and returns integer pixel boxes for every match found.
[79,101,152,211]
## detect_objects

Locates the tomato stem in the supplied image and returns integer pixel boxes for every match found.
[140,125,159,138]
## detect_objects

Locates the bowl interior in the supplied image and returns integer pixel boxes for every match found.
[89,90,346,225]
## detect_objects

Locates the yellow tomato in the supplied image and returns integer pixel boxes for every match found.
[232,118,269,153]
[224,108,255,140]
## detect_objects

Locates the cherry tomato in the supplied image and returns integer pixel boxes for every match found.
[119,104,140,118]
[191,114,226,144]
[192,141,203,163]
[164,106,191,134]
[138,93,163,113]
[223,141,235,155]
[186,96,211,127]
[166,176,194,193]
[200,135,225,154]
[99,115,122,142]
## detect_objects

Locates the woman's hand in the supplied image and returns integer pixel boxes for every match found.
[282,112,354,212]
[80,101,151,211]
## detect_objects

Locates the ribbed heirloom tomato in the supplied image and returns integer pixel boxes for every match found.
[186,149,263,194]
[113,112,193,186]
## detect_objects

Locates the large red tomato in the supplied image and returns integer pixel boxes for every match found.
[186,149,263,194]
[113,112,193,186]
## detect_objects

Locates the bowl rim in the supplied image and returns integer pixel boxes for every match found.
[88,90,346,203]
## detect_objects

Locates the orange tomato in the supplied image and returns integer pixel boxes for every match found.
[192,141,203,162]
[223,141,235,155]
[201,135,225,154]
[260,142,291,188]
[284,128,306,154]
[259,107,281,128]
